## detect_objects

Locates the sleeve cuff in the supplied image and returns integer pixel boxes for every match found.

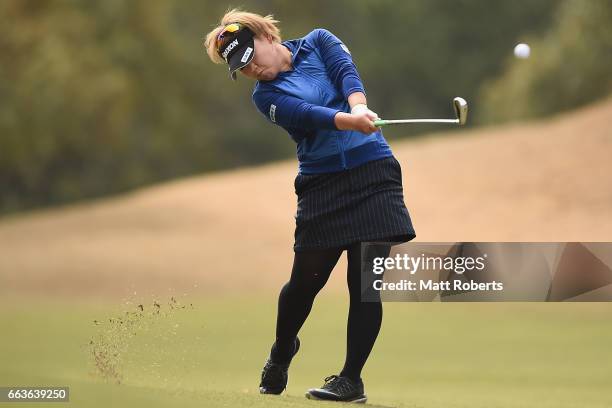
[343,80,366,99]
[345,86,366,100]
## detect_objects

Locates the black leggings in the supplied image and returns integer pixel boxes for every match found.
[270,241,392,382]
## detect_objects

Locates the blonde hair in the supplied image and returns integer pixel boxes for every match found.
[204,8,281,64]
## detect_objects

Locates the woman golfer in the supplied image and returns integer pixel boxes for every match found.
[205,9,415,403]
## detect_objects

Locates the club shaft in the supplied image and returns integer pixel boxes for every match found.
[375,119,459,126]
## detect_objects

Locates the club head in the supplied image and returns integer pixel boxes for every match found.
[453,97,468,125]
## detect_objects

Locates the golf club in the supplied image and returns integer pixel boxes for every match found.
[374,97,468,127]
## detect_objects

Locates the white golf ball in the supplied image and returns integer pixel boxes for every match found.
[514,43,530,59]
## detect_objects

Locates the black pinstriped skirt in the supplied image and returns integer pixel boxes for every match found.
[293,156,416,252]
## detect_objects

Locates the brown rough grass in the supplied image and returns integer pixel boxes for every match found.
[1,98,611,299]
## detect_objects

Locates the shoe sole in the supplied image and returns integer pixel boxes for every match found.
[260,387,284,394]
[305,392,367,404]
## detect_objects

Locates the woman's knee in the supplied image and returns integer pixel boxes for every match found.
[280,274,326,299]
[289,274,328,296]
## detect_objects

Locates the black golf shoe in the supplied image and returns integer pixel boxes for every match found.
[305,374,367,403]
[259,337,300,394]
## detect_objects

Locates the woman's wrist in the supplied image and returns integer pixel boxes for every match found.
[348,92,367,110]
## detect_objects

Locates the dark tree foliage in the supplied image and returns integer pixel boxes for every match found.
[5,0,606,214]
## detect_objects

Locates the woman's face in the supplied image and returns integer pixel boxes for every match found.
[239,36,283,81]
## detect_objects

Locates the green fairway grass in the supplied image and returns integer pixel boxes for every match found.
[1,295,611,408]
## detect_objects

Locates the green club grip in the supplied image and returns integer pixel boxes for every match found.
[374,119,387,127]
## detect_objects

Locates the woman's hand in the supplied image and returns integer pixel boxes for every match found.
[334,112,379,134]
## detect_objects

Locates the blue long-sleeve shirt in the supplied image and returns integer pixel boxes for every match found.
[252,28,393,174]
